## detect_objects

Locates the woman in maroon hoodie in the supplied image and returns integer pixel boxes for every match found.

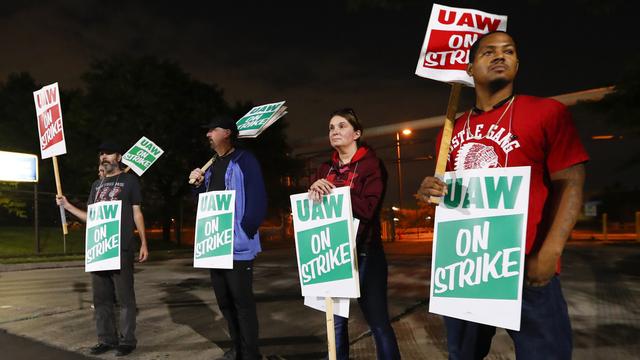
[309,108,401,359]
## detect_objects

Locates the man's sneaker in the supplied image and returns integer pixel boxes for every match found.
[89,343,115,355]
[216,349,237,360]
[115,345,136,357]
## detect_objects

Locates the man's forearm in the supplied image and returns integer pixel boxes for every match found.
[133,212,147,247]
[64,203,87,222]
[539,164,585,258]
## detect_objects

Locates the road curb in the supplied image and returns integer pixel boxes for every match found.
[0,260,85,272]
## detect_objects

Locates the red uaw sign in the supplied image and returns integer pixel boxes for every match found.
[33,82,67,159]
[415,4,507,87]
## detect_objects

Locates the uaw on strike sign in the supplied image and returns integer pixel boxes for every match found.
[430,167,530,330]
[290,187,360,298]
[415,4,507,86]
[33,83,67,159]
[85,200,122,272]
[122,136,164,176]
[194,190,235,269]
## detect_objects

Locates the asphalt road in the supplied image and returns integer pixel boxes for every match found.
[0,241,638,359]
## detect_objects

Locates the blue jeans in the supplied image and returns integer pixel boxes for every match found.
[444,275,572,360]
[333,245,401,360]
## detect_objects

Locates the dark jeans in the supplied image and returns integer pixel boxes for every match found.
[444,275,572,360]
[334,245,401,360]
[210,260,260,360]
[91,250,137,346]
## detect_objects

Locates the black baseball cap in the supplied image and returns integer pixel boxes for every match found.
[202,114,239,136]
[97,141,123,154]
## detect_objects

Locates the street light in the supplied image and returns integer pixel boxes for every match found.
[395,128,412,209]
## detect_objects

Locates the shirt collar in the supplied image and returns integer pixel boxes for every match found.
[472,94,514,114]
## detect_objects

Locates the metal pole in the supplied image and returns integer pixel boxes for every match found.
[636,211,640,241]
[177,198,183,246]
[416,209,420,241]
[34,182,40,254]
[390,210,396,242]
[395,132,403,209]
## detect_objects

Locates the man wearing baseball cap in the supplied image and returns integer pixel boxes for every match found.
[57,141,148,357]
[189,115,267,360]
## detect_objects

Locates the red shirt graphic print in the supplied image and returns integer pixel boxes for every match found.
[436,95,589,254]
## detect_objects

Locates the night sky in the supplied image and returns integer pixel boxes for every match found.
[1,1,638,206]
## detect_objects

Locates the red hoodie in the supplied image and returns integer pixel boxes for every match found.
[313,146,387,252]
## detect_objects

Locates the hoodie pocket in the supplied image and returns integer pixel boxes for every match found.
[233,223,250,253]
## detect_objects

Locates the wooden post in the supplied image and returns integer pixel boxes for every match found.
[325,297,337,360]
[602,213,608,241]
[188,157,215,184]
[52,156,68,235]
[430,83,463,204]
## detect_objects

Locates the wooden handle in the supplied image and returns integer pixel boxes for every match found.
[52,156,68,235]
[325,297,336,360]
[430,83,463,205]
[124,166,130,173]
[188,157,215,185]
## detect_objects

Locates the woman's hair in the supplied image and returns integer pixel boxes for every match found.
[329,108,364,146]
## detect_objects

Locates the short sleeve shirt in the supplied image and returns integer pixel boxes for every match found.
[88,172,142,250]
[436,95,589,254]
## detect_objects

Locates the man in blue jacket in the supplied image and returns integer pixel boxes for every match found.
[189,115,267,360]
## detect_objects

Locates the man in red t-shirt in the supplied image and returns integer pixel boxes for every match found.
[418,31,587,360]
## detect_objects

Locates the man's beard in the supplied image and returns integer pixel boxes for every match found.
[101,160,119,174]
[488,77,511,94]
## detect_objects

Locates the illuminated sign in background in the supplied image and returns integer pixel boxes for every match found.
[0,151,38,182]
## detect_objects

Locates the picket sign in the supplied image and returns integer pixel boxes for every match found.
[85,200,122,272]
[121,136,164,176]
[303,219,360,319]
[414,4,507,204]
[430,166,530,330]
[236,101,287,138]
[33,82,68,235]
[290,187,360,360]
[193,190,236,269]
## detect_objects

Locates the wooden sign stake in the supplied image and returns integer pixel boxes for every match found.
[52,156,68,235]
[430,83,463,204]
[325,297,337,360]
[188,156,215,185]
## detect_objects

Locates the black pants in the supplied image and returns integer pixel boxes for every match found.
[333,245,401,359]
[209,260,260,360]
[91,250,137,346]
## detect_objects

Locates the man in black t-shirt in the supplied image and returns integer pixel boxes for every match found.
[57,141,148,357]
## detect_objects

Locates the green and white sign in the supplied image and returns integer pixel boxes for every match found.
[85,200,122,272]
[303,219,360,318]
[290,186,359,298]
[194,190,235,269]
[122,136,164,176]
[236,101,287,138]
[430,166,530,330]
